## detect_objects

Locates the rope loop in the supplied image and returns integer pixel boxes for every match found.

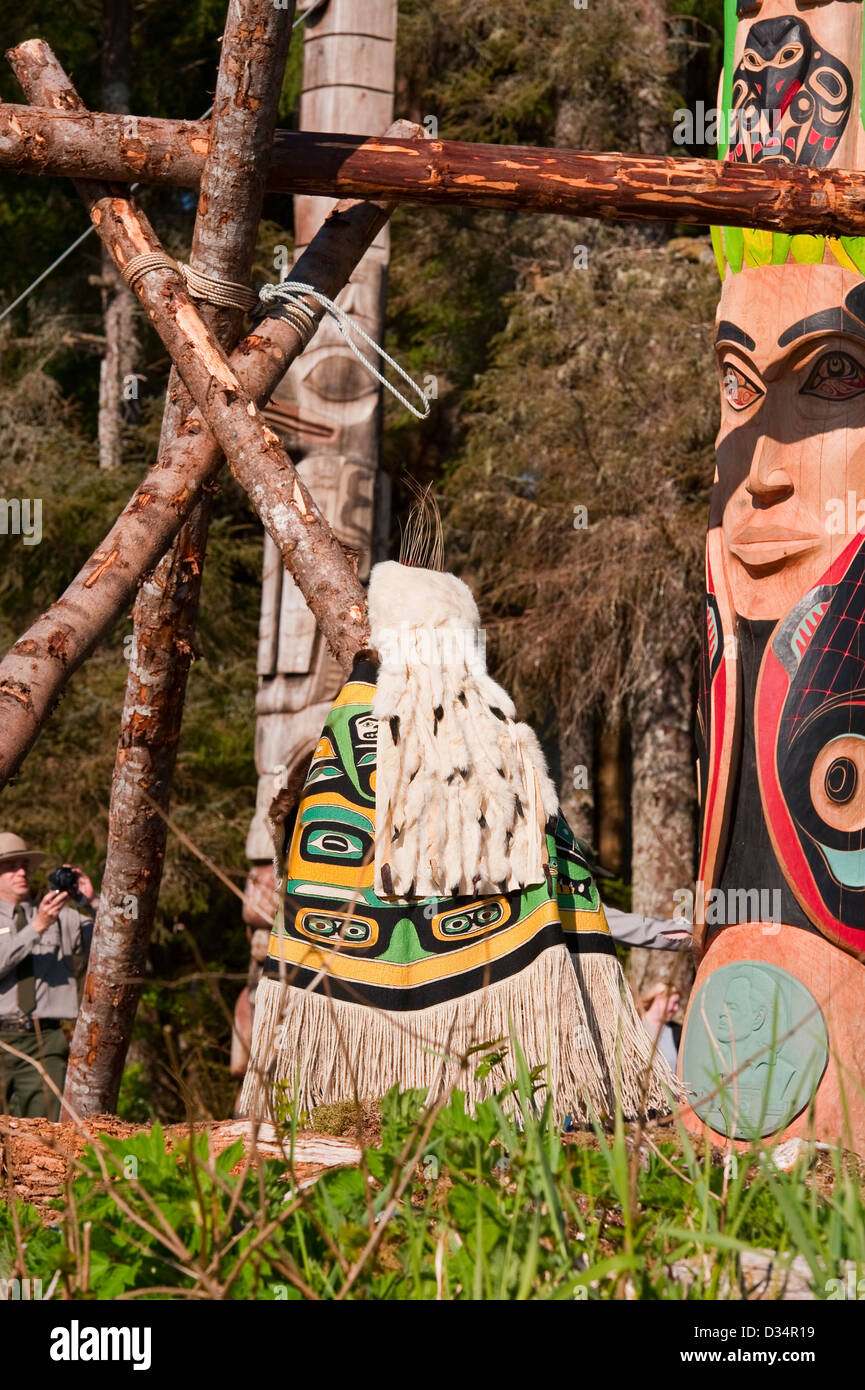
[259,279,432,421]
[181,264,258,312]
[120,251,177,292]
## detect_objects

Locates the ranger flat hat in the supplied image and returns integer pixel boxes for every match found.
[0,832,46,870]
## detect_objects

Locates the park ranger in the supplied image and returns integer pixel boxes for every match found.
[0,832,98,1119]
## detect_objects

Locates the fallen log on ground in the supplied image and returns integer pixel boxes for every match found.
[0,1115,363,1211]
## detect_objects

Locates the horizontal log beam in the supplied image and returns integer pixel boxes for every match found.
[3,102,865,235]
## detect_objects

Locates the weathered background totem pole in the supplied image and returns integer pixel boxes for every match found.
[235,0,397,1072]
[680,0,865,1147]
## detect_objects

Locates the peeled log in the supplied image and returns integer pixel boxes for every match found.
[5,102,865,235]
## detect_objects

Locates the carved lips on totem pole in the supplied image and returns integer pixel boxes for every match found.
[680,0,865,1150]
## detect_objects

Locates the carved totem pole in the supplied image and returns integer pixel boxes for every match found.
[680,0,865,1147]
[234,0,397,1075]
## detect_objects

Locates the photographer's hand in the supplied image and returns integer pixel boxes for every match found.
[65,864,97,907]
[33,889,69,934]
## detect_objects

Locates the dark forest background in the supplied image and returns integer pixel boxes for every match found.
[0,0,724,1119]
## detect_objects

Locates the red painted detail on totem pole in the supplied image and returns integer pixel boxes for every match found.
[755,527,865,959]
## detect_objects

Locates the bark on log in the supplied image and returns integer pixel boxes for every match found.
[97,0,135,472]
[62,1,297,1118]
[8,104,865,236]
[0,48,420,794]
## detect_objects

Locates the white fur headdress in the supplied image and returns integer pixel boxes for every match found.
[369,560,559,899]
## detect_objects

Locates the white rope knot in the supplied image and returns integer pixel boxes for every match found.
[121,252,257,311]
[258,280,432,421]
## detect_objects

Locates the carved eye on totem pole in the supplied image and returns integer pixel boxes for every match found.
[293,278,386,431]
[730,15,853,164]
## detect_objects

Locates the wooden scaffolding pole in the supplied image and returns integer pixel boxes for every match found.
[57,0,297,1118]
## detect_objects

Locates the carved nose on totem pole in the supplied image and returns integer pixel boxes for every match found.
[679,0,865,1154]
[744,441,794,505]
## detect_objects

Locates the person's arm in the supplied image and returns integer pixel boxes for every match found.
[76,912,94,959]
[603,905,691,950]
[60,908,93,961]
[0,891,69,980]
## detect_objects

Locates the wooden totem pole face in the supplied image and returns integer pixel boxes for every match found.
[715,262,865,622]
[681,0,865,1149]
[705,260,865,948]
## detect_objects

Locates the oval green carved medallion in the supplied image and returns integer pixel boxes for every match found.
[681,962,828,1140]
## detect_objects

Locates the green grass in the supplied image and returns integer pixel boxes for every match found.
[2,1053,863,1300]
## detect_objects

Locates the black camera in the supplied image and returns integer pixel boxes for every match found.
[47,865,84,904]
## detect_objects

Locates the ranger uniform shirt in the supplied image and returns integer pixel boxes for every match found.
[0,897,93,1020]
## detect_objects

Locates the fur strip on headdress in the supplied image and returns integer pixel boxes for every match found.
[369,561,558,899]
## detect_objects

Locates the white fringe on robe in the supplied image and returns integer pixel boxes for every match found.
[238,945,679,1124]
